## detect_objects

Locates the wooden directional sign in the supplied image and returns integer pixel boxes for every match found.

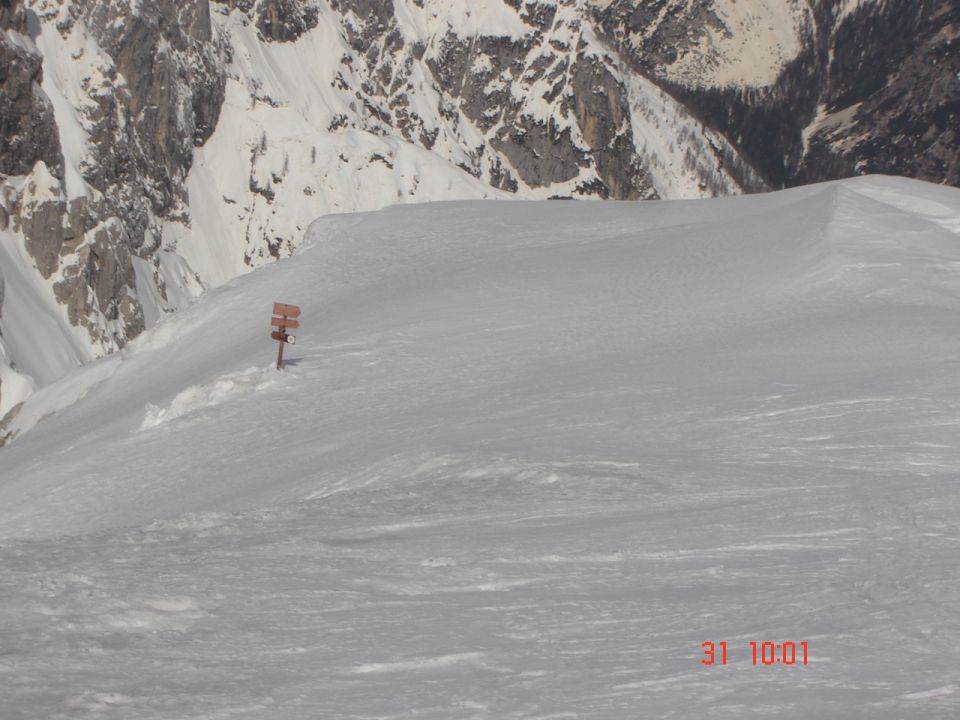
[271,316,300,329]
[271,301,302,369]
[273,302,301,318]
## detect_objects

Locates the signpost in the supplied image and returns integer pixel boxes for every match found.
[271,302,300,369]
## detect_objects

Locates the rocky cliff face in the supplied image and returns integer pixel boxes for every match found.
[70,0,226,244]
[0,0,222,418]
[0,0,956,423]
[800,0,959,187]
[327,0,660,200]
[0,5,62,178]
[592,0,959,189]
[165,0,751,289]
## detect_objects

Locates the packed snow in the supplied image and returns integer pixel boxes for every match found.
[1,176,960,718]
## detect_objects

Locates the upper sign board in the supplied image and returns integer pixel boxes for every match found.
[272,302,301,318]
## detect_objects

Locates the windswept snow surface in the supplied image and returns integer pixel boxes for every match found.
[1,176,960,718]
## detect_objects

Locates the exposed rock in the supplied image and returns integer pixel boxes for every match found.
[0,402,23,447]
[75,0,227,247]
[257,0,319,42]
[489,157,519,193]
[568,57,651,199]
[490,117,586,188]
[330,0,394,30]
[594,0,960,190]
[0,0,23,32]
[215,0,320,42]
[54,216,144,346]
[7,161,142,349]
[804,0,960,186]
[423,29,596,189]
[178,0,215,42]
[15,162,68,279]
[0,17,64,178]
[517,1,557,31]
[590,0,723,74]
[0,0,226,387]
[421,13,654,198]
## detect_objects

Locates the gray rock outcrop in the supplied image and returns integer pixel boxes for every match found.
[215,0,319,42]
[62,0,227,249]
[0,0,228,379]
[0,2,63,178]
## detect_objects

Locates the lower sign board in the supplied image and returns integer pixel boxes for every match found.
[271,331,296,344]
[271,316,300,329]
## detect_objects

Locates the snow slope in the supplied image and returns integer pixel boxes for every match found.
[1,176,960,717]
[4,0,769,418]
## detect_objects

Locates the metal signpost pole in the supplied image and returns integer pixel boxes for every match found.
[276,327,285,370]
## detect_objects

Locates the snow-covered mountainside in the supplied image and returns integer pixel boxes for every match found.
[1,176,959,717]
[1,0,957,423]
[1,0,763,418]
[590,0,812,87]
[599,0,960,189]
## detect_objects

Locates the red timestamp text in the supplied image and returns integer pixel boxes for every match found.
[701,641,808,666]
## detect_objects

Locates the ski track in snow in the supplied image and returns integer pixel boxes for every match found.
[1,177,960,718]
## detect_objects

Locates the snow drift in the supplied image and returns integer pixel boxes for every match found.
[0,176,959,718]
